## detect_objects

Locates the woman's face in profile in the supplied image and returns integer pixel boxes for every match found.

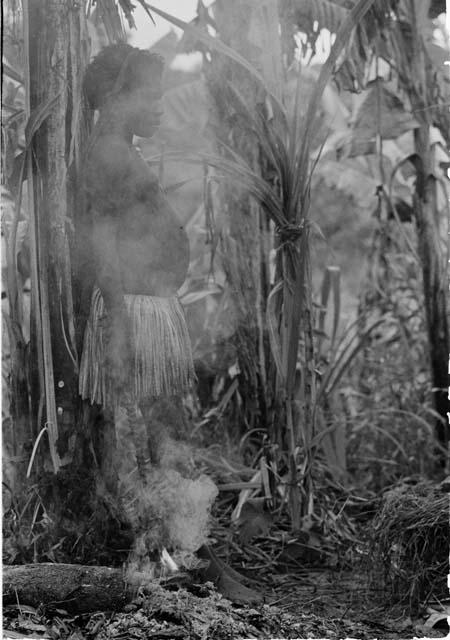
[128,83,164,138]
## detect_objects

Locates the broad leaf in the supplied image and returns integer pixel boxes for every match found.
[351,79,420,141]
[296,0,376,202]
[316,158,379,209]
[159,79,210,148]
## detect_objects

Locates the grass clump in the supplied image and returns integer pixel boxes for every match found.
[370,479,448,609]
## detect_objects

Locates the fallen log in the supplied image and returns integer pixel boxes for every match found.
[3,547,263,613]
[3,564,133,613]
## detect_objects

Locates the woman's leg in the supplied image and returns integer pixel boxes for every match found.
[122,393,151,482]
[91,403,120,495]
[139,398,163,466]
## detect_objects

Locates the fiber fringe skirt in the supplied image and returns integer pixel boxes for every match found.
[79,288,195,406]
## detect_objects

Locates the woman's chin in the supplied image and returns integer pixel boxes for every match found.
[134,124,160,139]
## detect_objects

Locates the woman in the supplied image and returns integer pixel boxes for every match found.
[79,44,194,475]
[79,46,260,602]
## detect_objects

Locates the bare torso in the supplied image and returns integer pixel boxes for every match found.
[117,199,189,297]
[86,134,189,300]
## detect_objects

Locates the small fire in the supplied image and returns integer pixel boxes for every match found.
[125,546,180,589]
[119,433,218,588]
[160,547,179,574]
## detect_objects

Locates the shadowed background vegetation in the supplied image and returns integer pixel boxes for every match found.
[2,0,449,630]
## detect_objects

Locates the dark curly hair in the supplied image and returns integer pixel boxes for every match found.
[83,44,164,110]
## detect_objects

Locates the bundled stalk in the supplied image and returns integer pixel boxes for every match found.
[146,0,375,529]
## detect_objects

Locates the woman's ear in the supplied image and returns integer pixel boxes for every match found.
[111,49,140,98]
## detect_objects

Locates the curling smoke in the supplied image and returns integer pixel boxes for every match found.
[123,466,218,553]
[117,408,218,573]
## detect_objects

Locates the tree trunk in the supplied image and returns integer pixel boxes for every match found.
[413,130,449,453]
[25,0,120,538]
[409,0,449,461]
[28,0,84,467]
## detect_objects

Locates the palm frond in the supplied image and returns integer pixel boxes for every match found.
[143,2,284,115]
[149,148,285,226]
[133,0,156,25]
[224,83,283,172]
[93,0,127,43]
[317,317,386,402]
[266,282,285,385]
[3,62,23,84]
[317,266,341,357]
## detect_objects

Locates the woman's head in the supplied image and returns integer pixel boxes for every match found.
[84,44,164,137]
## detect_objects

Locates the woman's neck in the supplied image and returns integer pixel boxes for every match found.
[97,100,133,144]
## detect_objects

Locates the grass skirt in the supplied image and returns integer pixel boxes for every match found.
[79,288,194,406]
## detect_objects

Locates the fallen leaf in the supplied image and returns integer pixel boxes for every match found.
[424,610,450,630]
[237,499,272,543]
[17,620,48,633]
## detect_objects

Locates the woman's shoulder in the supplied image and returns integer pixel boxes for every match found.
[89,134,131,169]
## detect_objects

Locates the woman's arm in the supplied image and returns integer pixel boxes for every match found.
[92,214,126,316]
[86,135,133,309]
[87,135,134,377]
[93,215,133,384]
